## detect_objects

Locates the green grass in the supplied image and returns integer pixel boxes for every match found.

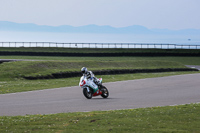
[1,56,200,65]
[1,48,200,94]
[1,56,196,94]
[0,59,187,80]
[0,55,200,94]
[1,71,198,94]
[0,103,200,132]
[1,47,200,54]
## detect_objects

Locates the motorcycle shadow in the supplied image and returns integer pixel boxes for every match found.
[84,97,118,100]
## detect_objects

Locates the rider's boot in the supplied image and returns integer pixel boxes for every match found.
[93,77,103,91]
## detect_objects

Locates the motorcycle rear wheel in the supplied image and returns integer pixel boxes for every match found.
[101,86,109,98]
[83,88,92,99]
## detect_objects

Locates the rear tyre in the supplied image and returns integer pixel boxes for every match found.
[83,88,92,99]
[101,86,109,98]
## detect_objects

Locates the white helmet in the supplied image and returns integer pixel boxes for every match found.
[81,67,87,74]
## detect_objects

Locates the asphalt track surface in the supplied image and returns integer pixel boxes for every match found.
[0,73,200,116]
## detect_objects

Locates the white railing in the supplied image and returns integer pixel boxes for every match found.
[0,42,200,49]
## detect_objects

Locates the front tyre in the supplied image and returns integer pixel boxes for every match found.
[101,86,109,98]
[83,88,92,99]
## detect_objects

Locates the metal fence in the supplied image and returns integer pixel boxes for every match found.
[0,42,200,49]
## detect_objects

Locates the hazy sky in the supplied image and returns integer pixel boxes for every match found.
[0,0,200,30]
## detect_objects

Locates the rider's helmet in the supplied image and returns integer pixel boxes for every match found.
[81,67,87,74]
[86,71,91,79]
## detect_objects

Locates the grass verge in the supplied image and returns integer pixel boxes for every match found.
[0,103,199,132]
[1,47,200,54]
[0,59,190,80]
[1,56,200,65]
[0,71,199,94]
[0,56,199,94]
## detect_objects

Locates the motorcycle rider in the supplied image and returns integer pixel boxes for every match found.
[81,67,102,87]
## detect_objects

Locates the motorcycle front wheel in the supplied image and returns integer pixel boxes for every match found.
[83,88,92,99]
[101,86,109,98]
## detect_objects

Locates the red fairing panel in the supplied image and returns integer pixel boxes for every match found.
[80,80,86,87]
[93,89,102,96]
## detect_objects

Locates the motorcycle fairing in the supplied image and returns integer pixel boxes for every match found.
[93,89,102,96]
[88,78,98,93]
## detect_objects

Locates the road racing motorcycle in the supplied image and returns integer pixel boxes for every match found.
[79,76,109,99]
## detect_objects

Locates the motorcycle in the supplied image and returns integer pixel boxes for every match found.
[79,76,109,99]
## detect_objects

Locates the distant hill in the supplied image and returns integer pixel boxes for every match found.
[0,21,200,35]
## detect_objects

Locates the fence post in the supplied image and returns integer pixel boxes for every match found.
[1,42,199,49]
